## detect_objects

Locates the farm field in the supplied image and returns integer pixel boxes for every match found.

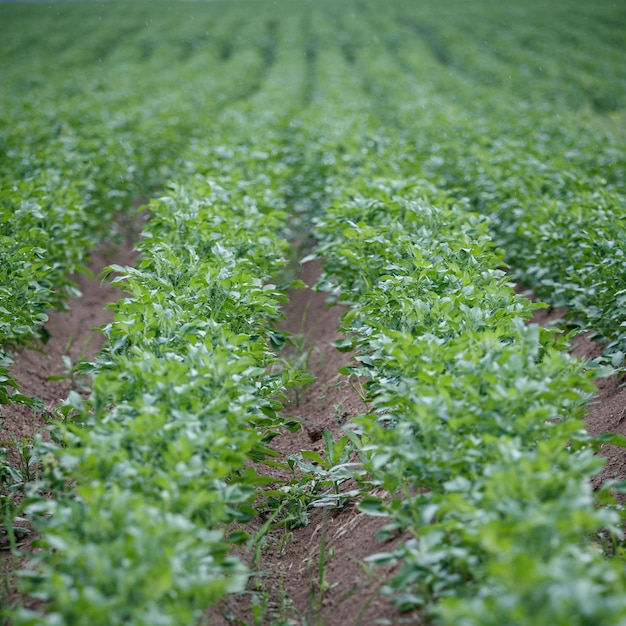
[1,0,625,624]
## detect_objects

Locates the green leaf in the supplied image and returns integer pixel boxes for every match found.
[592,432,626,449]
[301,450,329,469]
[358,496,388,516]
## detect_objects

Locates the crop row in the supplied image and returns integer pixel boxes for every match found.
[293,1,625,365]
[288,26,626,612]
[310,181,626,625]
[2,1,624,622]
[3,8,323,614]
[278,0,626,361]
[0,1,292,407]
[8,159,312,624]
[0,6,314,620]
[2,0,623,379]
[349,4,626,358]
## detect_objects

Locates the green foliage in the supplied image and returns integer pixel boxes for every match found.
[1,0,625,622]
[8,166,305,624]
[311,184,626,623]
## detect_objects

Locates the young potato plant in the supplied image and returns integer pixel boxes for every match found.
[8,163,312,624]
[1,0,624,622]
[311,181,626,624]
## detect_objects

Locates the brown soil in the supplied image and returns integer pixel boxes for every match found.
[1,248,625,624]
[568,332,626,494]
[0,225,139,607]
[212,259,417,625]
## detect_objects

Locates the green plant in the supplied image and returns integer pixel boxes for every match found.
[1,0,624,622]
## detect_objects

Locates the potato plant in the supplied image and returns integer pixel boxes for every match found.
[10,163,309,625]
[1,0,624,623]
[310,185,626,624]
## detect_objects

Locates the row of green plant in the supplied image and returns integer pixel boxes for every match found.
[224,13,626,619]
[1,4,305,568]
[2,4,322,619]
[1,1,624,622]
[342,2,626,358]
[2,0,622,396]
[309,179,626,625]
[286,22,626,610]
[6,163,313,624]
[386,0,625,114]
[0,0,287,407]
[433,131,626,361]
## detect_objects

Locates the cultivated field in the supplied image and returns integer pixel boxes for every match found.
[1,1,625,624]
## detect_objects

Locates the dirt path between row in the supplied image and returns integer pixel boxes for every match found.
[0,229,138,608]
[213,259,416,625]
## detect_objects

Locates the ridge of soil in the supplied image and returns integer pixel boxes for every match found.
[212,259,417,625]
[0,230,138,606]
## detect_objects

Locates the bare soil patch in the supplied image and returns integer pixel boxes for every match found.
[569,332,626,494]
[213,259,417,625]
